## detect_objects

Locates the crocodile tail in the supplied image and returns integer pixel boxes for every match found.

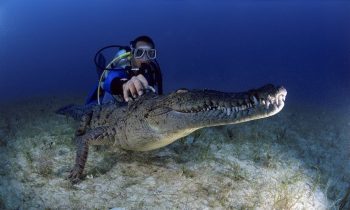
[56,104,94,121]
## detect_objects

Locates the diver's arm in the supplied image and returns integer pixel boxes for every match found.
[110,78,127,96]
[108,73,150,102]
[108,64,157,101]
[122,75,149,102]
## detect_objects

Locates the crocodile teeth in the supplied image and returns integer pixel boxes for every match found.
[226,108,231,116]
[252,96,258,105]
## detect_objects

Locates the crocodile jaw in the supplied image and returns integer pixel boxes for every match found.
[148,85,287,133]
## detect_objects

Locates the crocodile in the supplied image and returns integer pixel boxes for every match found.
[57,84,287,183]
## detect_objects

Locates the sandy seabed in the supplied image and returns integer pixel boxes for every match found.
[0,95,349,210]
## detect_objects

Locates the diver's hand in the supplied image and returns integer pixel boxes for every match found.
[123,74,148,102]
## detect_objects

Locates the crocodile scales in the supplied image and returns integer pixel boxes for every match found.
[57,84,287,183]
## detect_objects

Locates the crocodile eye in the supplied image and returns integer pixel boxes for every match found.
[176,88,189,93]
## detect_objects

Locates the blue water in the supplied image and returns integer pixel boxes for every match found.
[0,0,349,107]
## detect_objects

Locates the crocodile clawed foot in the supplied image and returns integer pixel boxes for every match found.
[68,165,83,184]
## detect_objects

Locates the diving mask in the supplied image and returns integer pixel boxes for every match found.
[132,46,157,60]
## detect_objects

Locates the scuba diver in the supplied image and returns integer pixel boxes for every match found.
[86,35,163,105]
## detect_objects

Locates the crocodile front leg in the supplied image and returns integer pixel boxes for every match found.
[75,113,92,136]
[68,126,115,184]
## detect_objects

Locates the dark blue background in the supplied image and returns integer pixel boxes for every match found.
[0,0,349,107]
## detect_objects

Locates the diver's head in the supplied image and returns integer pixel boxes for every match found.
[130,35,156,67]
